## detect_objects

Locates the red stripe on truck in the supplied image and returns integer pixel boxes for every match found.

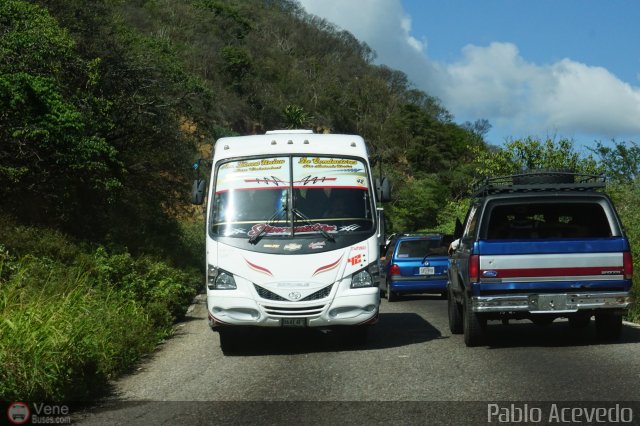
[483,266,623,278]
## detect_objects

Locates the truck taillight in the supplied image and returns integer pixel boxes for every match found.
[390,264,401,276]
[623,251,633,280]
[469,255,480,282]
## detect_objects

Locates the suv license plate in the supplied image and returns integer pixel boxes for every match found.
[281,318,307,327]
[419,267,435,275]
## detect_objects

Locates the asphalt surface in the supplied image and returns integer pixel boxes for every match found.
[74,293,640,425]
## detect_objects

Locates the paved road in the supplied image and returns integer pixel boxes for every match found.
[76,293,640,425]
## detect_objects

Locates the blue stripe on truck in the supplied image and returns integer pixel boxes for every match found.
[475,238,629,255]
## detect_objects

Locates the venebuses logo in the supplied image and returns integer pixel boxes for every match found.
[6,401,72,425]
[7,402,30,424]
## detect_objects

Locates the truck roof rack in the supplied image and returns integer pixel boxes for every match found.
[472,171,606,197]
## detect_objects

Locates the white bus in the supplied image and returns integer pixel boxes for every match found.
[192,130,389,352]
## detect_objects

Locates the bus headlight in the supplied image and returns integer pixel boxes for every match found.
[207,265,237,290]
[351,268,373,288]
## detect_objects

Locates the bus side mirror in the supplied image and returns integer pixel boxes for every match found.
[377,207,386,244]
[375,177,391,202]
[191,179,206,205]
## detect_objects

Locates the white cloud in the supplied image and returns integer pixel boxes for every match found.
[297,0,640,143]
[542,60,640,135]
[297,0,426,66]
[400,17,424,52]
[439,43,540,118]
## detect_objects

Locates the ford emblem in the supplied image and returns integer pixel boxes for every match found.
[483,270,498,278]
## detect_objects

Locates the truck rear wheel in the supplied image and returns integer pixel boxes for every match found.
[463,292,486,347]
[595,313,622,340]
[448,288,463,334]
[568,314,591,329]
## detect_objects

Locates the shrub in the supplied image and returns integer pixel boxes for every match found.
[0,213,82,263]
[608,182,640,322]
[0,218,202,400]
[92,248,200,329]
[0,252,155,400]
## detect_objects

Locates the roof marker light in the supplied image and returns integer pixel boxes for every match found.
[288,140,293,144]
[224,144,229,150]
[271,140,277,145]
[304,140,309,144]
[350,142,356,147]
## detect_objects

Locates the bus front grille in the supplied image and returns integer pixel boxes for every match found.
[254,284,333,302]
[261,305,326,317]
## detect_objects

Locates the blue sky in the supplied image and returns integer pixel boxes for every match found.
[297,0,640,150]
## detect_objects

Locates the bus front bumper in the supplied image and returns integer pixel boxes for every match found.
[208,290,380,328]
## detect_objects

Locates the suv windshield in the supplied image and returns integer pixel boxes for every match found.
[211,156,374,238]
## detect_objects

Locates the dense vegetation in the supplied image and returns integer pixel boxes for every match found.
[1,0,638,400]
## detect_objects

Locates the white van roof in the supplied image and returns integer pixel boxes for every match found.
[265,130,314,134]
[212,132,369,161]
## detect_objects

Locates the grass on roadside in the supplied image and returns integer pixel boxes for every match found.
[0,253,156,400]
[0,216,203,401]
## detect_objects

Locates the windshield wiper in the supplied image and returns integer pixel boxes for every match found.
[248,206,288,244]
[421,252,444,263]
[291,208,335,242]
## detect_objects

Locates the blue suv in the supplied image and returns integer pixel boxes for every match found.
[448,171,633,346]
[381,234,452,301]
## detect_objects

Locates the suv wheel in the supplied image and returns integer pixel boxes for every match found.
[386,281,397,302]
[448,288,463,334]
[463,292,486,347]
[595,313,622,340]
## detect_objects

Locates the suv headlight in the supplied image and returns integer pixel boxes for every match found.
[351,267,374,288]
[207,264,237,290]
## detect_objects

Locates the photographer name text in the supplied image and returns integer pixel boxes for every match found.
[488,403,633,424]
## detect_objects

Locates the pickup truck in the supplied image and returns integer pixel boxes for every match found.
[447,171,634,346]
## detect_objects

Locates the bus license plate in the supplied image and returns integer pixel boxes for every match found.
[281,318,307,327]
[419,267,435,275]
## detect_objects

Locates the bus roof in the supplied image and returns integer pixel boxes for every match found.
[213,131,369,161]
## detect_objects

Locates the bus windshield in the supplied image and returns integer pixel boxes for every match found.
[210,156,374,239]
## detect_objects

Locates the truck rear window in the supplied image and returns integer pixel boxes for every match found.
[486,202,612,240]
[396,239,448,258]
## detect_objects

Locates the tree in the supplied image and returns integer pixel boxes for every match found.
[462,119,492,138]
[0,0,123,227]
[471,137,602,178]
[283,104,312,129]
[386,175,447,232]
[590,140,640,183]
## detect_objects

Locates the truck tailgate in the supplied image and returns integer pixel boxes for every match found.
[474,238,632,294]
